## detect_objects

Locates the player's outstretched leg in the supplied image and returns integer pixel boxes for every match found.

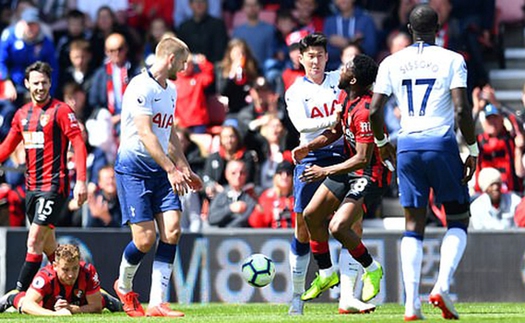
[338,250,375,314]
[145,241,184,317]
[0,290,19,313]
[101,289,123,312]
[301,241,339,301]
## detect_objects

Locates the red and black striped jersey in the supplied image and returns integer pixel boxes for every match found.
[30,261,100,310]
[1,99,83,195]
[341,91,391,187]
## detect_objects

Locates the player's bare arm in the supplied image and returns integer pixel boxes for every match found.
[0,128,23,163]
[452,88,477,184]
[300,140,374,183]
[21,288,72,316]
[370,93,397,166]
[55,291,102,314]
[292,124,343,164]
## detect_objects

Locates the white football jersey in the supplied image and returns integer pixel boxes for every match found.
[115,70,177,176]
[374,42,467,134]
[285,70,342,146]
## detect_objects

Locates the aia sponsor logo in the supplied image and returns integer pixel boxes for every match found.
[309,100,338,118]
[152,113,174,128]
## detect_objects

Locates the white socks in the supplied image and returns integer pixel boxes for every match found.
[433,228,467,294]
[401,236,423,316]
[289,250,310,295]
[118,254,140,293]
[149,260,173,307]
[339,249,360,304]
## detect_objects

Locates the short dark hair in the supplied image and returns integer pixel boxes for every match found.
[409,4,439,34]
[67,9,85,20]
[25,61,52,81]
[353,54,378,88]
[299,32,327,54]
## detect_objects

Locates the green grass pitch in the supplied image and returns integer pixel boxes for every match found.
[1,302,525,322]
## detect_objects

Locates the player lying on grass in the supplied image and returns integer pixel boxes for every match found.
[0,244,121,315]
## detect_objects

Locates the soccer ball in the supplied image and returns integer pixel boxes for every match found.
[241,253,275,288]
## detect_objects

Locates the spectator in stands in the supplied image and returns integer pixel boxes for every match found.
[340,42,363,66]
[232,0,276,69]
[174,0,222,28]
[89,33,142,136]
[86,165,121,227]
[216,38,260,117]
[448,0,494,89]
[0,7,59,105]
[173,53,215,134]
[143,17,172,63]
[208,160,257,228]
[280,30,307,93]
[257,115,293,190]
[177,0,229,64]
[237,76,282,146]
[263,9,298,92]
[470,167,521,230]
[58,40,95,109]
[77,1,128,27]
[88,6,139,69]
[63,83,90,124]
[127,0,174,32]
[323,0,378,71]
[249,160,295,228]
[202,125,259,200]
[293,0,324,32]
[55,10,91,74]
[475,104,525,194]
[381,0,416,41]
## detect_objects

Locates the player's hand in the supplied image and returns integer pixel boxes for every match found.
[378,143,396,171]
[168,169,190,196]
[185,171,203,192]
[54,298,69,311]
[292,145,309,164]
[73,181,88,207]
[299,164,326,183]
[462,155,477,184]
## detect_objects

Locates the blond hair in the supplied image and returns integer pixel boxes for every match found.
[55,244,81,263]
[156,36,189,60]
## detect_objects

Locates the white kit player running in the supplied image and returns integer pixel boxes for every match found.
[113,36,202,318]
[285,32,369,315]
[369,4,477,321]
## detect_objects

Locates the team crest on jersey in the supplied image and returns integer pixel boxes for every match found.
[74,289,83,299]
[137,95,147,106]
[40,114,50,127]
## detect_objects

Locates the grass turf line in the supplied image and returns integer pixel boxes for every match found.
[1,303,525,322]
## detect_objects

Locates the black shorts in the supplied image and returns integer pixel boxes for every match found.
[323,173,387,218]
[26,191,67,226]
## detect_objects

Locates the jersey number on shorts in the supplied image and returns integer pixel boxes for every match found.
[349,178,368,195]
[402,78,436,116]
[36,198,55,222]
